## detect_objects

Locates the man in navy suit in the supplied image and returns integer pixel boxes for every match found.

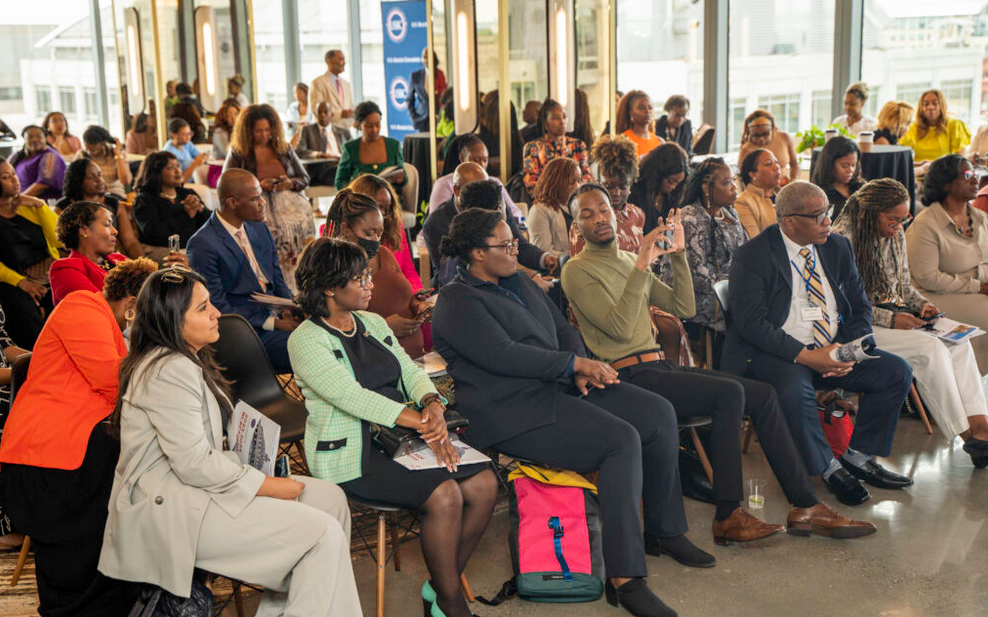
[187,169,300,372]
[724,181,913,507]
[408,49,432,133]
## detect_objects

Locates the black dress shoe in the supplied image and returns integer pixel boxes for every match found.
[963,439,988,468]
[644,533,716,568]
[839,456,913,489]
[823,467,871,506]
[605,578,677,617]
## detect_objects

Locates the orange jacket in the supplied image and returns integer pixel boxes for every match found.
[0,291,126,470]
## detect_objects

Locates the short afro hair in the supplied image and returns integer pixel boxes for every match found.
[294,237,369,318]
[354,101,383,125]
[102,257,158,302]
[922,154,967,207]
[57,200,103,249]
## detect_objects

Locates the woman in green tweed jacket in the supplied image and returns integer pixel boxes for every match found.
[287,238,496,617]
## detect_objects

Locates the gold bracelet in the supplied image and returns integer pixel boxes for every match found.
[420,393,444,409]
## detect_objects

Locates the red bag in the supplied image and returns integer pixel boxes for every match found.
[818,405,854,458]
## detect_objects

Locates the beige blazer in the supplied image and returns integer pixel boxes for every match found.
[734,184,778,238]
[905,201,988,295]
[309,71,354,132]
[98,351,265,597]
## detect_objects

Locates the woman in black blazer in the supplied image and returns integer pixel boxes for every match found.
[432,209,700,617]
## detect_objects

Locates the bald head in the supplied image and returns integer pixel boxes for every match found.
[453,162,488,187]
[217,168,264,224]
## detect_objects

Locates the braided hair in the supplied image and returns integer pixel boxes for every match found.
[323,188,381,239]
[834,178,910,305]
[681,158,732,273]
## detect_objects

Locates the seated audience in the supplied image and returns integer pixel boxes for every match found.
[10,125,67,201]
[569,134,646,255]
[163,118,208,183]
[50,201,127,305]
[734,148,782,238]
[563,183,872,541]
[227,74,249,107]
[873,101,914,146]
[0,158,59,348]
[99,266,360,616]
[434,208,686,617]
[125,111,157,155]
[901,89,971,168]
[287,82,313,148]
[211,98,241,161]
[831,82,877,135]
[738,109,799,183]
[225,103,313,290]
[187,169,298,373]
[347,173,423,291]
[811,135,864,221]
[335,101,407,197]
[324,190,428,357]
[630,142,689,234]
[132,151,210,255]
[616,90,664,157]
[42,112,81,160]
[654,95,694,156]
[906,154,988,375]
[833,178,988,467]
[522,97,592,194]
[520,99,542,144]
[289,237,494,617]
[428,134,520,219]
[0,305,28,552]
[479,90,523,178]
[570,88,596,152]
[56,158,143,258]
[294,101,348,186]
[174,81,206,117]
[0,258,157,616]
[76,125,132,198]
[529,157,581,258]
[171,100,208,144]
[724,181,913,505]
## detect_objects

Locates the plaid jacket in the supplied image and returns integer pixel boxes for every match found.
[288,312,439,483]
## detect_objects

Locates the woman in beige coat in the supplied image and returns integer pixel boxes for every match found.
[98,266,362,616]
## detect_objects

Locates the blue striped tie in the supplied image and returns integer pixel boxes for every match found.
[799,248,831,347]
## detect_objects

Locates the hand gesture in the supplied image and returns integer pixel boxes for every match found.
[796,344,854,378]
[919,303,941,319]
[542,254,560,276]
[428,439,460,472]
[530,272,553,294]
[193,152,209,167]
[891,312,926,330]
[573,357,620,389]
[162,252,189,267]
[17,279,47,304]
[112,139,123,157]
[417,404,447,444]
[387,314,421,337]
[259,177,278,192]
[654,209,685,256]
[181,194,204,217]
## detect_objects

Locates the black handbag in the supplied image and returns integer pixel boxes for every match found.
[128,574,213,617]
[373,408,469,458]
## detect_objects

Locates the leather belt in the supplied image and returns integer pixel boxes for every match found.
[610,352,663,371]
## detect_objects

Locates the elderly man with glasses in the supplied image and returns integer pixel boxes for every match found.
[723,181,914,507]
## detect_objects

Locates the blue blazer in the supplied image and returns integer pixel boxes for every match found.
[721,224,872,375]
[187,213,292,330]
[408,69,430,133]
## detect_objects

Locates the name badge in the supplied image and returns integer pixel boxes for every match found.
[801,305,824,321]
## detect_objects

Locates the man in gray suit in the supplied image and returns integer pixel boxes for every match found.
[294,101,350,186]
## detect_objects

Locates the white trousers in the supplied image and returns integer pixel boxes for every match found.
[872,326,988,438]
[195,476,362,617]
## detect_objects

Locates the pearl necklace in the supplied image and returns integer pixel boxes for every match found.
[323,314,357,338]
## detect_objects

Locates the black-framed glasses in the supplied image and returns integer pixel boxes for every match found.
[352,268,373,289]
[786,210,829,225]
[483,240,519,255]
[161,264,193,284]
[878,212,913,228]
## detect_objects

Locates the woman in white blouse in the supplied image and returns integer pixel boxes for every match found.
[528,156,582,258]
[831,82,877,136]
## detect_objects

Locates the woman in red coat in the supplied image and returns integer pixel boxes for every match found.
[49,201,127,305]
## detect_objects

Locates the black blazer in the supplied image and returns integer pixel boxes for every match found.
[408,69,431,133]
[432,269,586,447]
[654,116,693,156]
[294,123,351,159]
[722,224,872,375]
[132,187,210,248]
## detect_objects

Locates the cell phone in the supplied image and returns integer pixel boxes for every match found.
[274,455,291,478]
[923,311,946,322]
[168,234,181,253]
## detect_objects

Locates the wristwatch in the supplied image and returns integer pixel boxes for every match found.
[419,392,446,411]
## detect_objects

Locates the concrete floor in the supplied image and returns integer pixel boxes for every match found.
[226,416,988,617]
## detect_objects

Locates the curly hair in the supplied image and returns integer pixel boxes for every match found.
[922,154,967,207]
[354,101,382,125]
[135,150,179,196]
[739,148,770,187]
[294,237,368,318]
[740,109,776,145]
[324,188,382,239]
[230,104,290,158]
[632,142,690,217]
[347,174,403,250]
[591,134,639,183]
[460,179,504,212]
[533,157,578,211]
[438,208,504,263]
[57,200,102,249]
[615,90,650,134]
[62,158,99,202]
[102,257,158,302]
[811,136,863,190]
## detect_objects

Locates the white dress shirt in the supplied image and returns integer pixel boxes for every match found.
[428,173,522,220]
[217,213,276,331]
[779,228,838,347]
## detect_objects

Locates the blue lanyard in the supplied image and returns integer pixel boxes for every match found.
[789,246,819,296]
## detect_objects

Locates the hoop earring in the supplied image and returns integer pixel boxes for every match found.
[124,307,136,322]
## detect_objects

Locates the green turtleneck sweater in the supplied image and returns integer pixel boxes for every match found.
[561,239,695,362]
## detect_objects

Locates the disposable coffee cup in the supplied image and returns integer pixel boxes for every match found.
[859,131,874,153]
[824,129,838,142]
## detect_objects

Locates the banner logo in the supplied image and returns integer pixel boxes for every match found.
[386,7,408,43]
[390,76,410,111]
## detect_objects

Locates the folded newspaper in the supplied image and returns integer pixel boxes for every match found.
[227,400,281,476]
[394,436,490,471]
[249,292,297,310]
[414,350,448,377]
[917,317,985,345]
[829,334,880,363]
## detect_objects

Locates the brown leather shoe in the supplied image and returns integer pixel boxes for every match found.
[787,502,877,539]
[711,507,785,545]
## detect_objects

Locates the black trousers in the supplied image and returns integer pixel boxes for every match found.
[0,281,52,349]
[619,360,818,509]
[492,381,684,579]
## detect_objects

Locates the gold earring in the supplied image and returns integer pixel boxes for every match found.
[124,307,136,321]
[82,233,89,239]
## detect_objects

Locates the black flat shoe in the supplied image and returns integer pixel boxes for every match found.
[605,578,677,617]
[644,533,716,568]
[823,467,871,506]
[839,457,913,489]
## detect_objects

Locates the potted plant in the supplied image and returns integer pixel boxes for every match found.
[796,124,852,153]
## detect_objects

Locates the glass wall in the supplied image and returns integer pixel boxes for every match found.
[508,0,548,125]
[862,0,988,131]
[251,0,289,116]
[576,0,610,140]
[297,0,350,112]
[359,0,387,125]
[727,0,834,149]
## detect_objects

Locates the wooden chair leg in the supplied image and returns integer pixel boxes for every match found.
[376,513,386,617]
[389,511,401,572]
[460,573,475,603]
[742,421,755,454]
[690,428,715,484]
[704,330,714,369]
[233,584,245,617]
[909,383,933,435]
[10,535,30,587]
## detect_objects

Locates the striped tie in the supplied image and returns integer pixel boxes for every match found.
[799,248,831,347]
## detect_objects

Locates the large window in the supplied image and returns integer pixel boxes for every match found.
[862,0,987,130]
[297,0,350,110]
[508,0,548,123]
[251,0,289,117]
[59,88,78,116]
[758,93,800,134]
[811,90,832,129]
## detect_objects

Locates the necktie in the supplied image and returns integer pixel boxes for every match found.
[335,76,343,101]
[235,229,269,288]
[799,248,831,347]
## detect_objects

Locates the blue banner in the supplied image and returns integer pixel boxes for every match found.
[381,0,428,142]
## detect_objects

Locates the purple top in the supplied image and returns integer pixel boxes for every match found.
[11,147,66,201]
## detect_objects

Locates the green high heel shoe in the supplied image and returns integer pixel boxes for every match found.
[422,580,437,617]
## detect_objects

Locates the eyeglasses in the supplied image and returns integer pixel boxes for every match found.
[352,268,373,289]
[785,210,830,225]
[879,212,913,228]
[483,240,519,255]
[962,169,977,181]
[161,264,193,284]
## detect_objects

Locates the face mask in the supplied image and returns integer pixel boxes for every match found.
[357,237,380,259]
